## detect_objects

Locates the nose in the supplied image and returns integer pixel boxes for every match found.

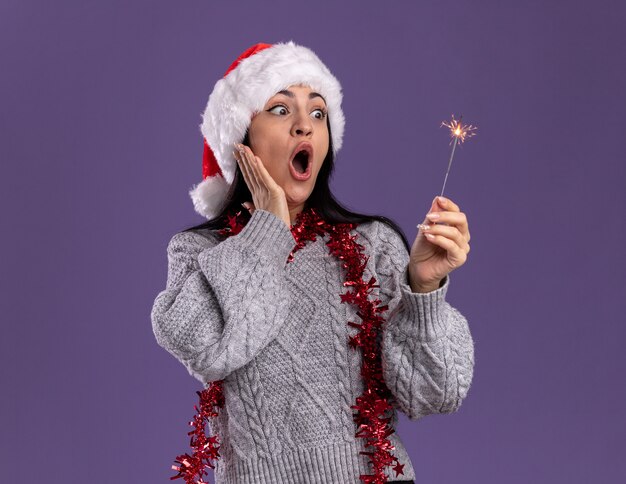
[291,110,313,138]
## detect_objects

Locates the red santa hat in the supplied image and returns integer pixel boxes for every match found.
[189,40,345,219]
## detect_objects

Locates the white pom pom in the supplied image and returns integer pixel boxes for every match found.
[188,175,231,220]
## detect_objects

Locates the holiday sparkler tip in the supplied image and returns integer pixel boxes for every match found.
[441,114,477,145]
[438,114,477,198]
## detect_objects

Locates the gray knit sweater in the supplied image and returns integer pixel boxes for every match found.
[151,208,475,484]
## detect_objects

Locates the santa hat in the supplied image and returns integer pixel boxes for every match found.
[189,41,346,220]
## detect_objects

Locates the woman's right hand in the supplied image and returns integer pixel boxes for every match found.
[233,143,291,228]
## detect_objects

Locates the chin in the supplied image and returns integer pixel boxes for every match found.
[285,184,313,204]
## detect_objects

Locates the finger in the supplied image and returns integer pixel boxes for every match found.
[237,144,261,192]
[241,145,262,189]
[428,197,443,214]
[233,148,256,193]
[423,232,468,264]
[251,153,279,190]
[436,196,460,212]
[242,145,281,194]
[426,211,470,242]
[242,201,256,214]
[421,223,467,251]
[233,149,247,183]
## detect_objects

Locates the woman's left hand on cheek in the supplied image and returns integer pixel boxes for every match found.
[409,196,471,292]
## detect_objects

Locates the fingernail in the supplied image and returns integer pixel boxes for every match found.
[426,212,440,220]
[438,196,447,205]
[417,223,431,231]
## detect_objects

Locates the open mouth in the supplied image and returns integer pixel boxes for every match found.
[291,150,310,174]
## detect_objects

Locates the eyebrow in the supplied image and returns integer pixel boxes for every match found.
[276,89,326,104]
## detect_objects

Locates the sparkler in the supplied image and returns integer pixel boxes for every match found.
[439,114,477,197]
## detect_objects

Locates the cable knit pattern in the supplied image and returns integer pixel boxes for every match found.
[151,210,296,383]
[374,221,475,421]
[221,377,256,460]
[324,243,356,443]
[151,209,475,483]
[241,360,279,458]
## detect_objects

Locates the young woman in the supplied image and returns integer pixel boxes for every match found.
[151,41,475,484]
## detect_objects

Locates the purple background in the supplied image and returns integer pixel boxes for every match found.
[2,0,625,482]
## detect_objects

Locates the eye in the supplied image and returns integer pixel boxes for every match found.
[311,108,327,120]
[268,105,288,115]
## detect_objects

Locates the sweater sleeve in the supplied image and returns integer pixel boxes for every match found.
[150,209,296,385]
[374,221,475,421]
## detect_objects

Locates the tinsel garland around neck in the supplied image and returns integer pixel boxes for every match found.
[170,206,405,484]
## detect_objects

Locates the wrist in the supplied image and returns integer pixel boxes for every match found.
[410,282,440,293]
[408,270,443,293]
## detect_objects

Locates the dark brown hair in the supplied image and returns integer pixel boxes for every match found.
[181,119,410,253]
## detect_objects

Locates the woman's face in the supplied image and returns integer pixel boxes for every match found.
[247,84,330,208]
